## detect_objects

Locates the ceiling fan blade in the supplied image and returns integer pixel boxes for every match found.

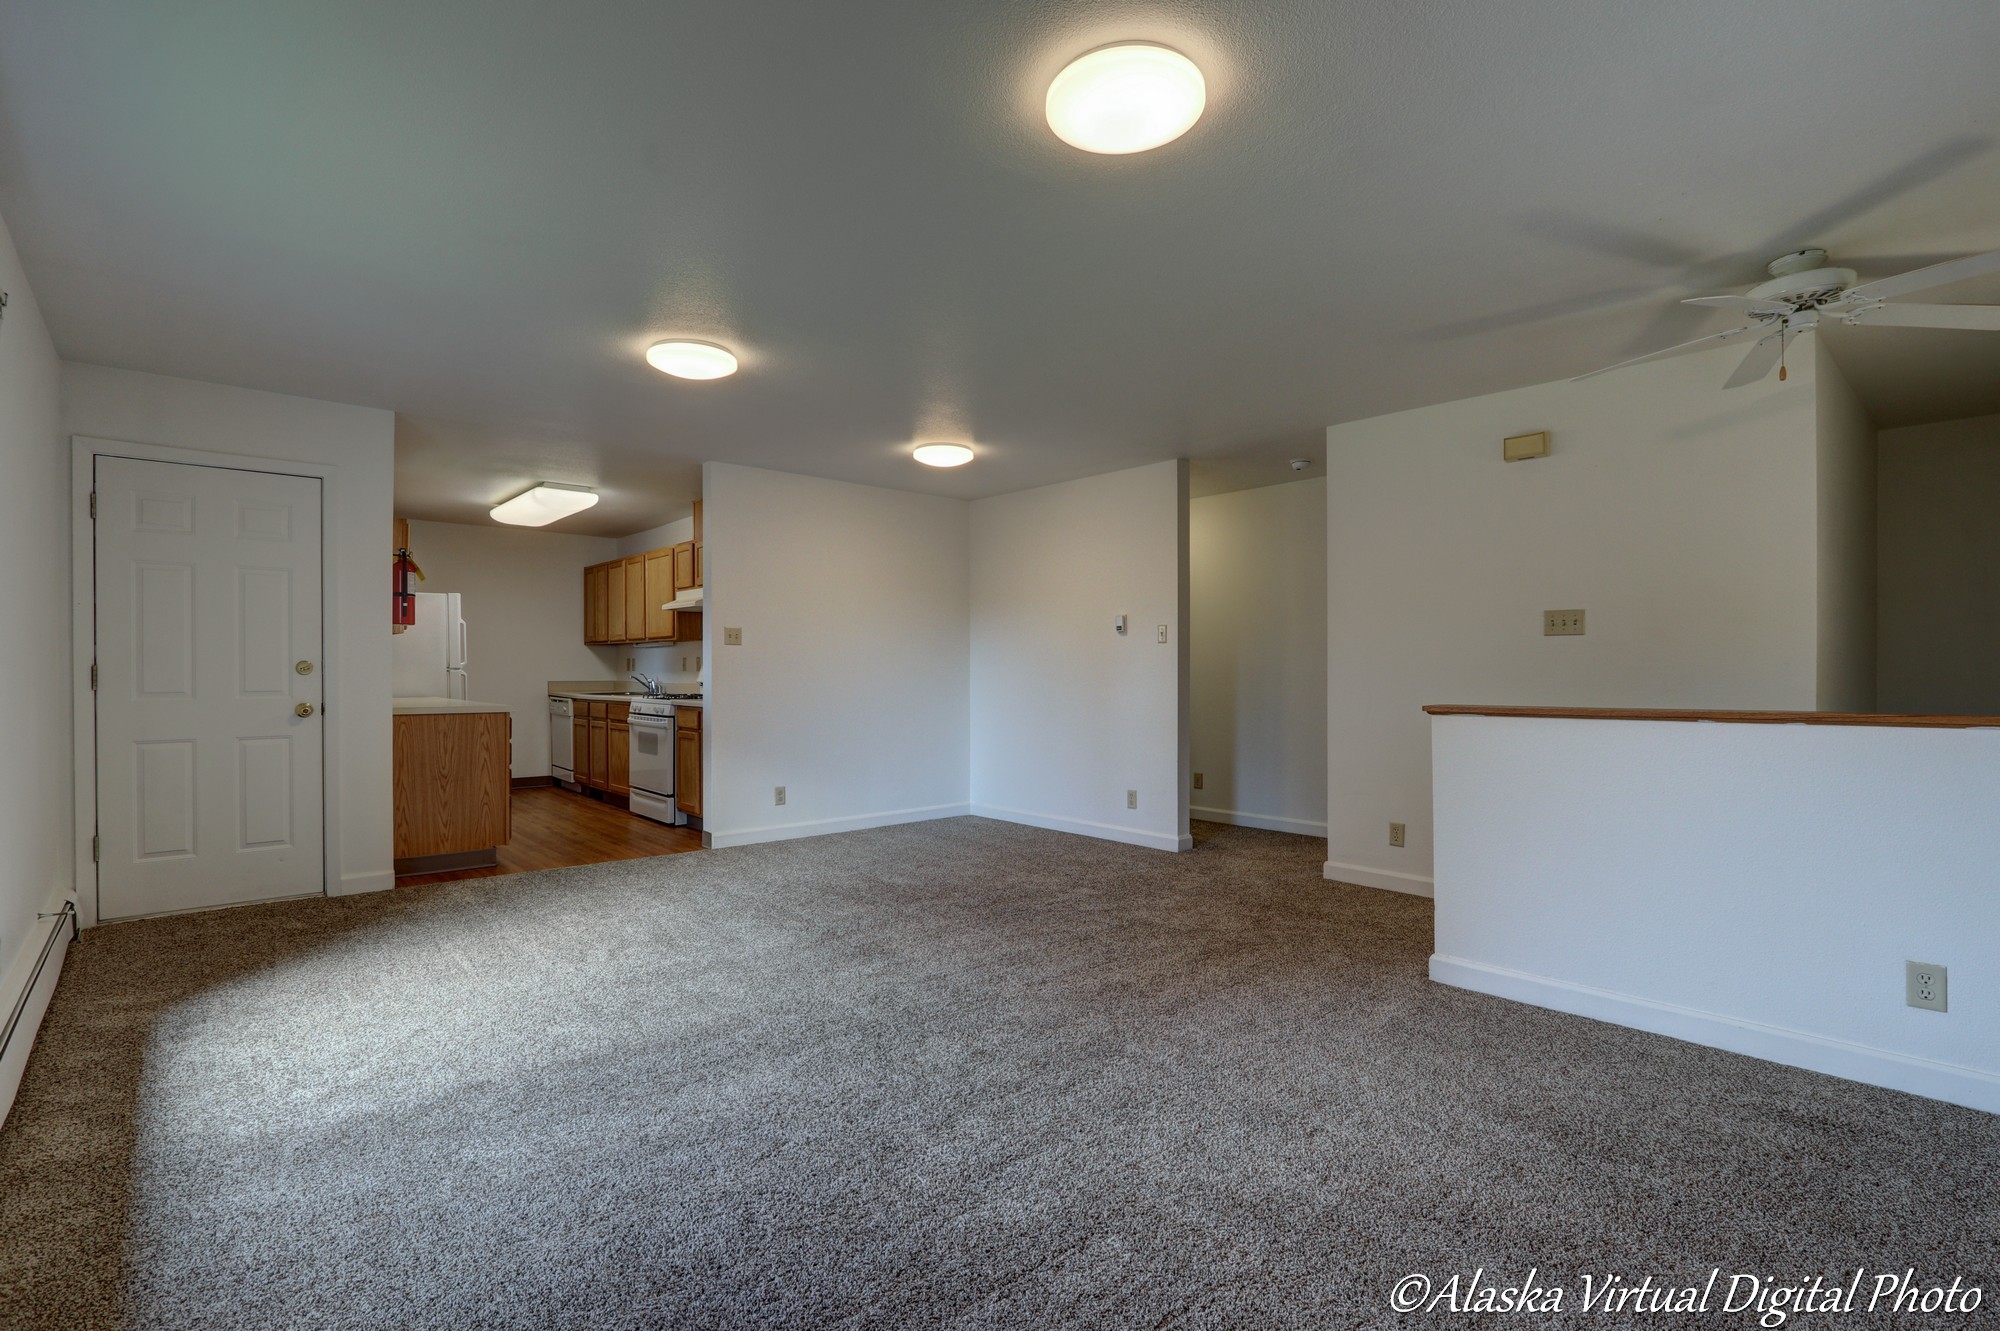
[1571,323,1762,381]
[1723,335,1784,389]
[1684,295,1793,317]
[1841,302,2000,330]
[1840,249,2000,303]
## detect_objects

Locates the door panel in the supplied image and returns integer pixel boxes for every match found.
[95,456,324,920]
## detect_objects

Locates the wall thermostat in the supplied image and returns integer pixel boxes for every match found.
[1504,430,1551,462]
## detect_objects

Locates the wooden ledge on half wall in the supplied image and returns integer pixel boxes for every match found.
[1423,704,2000,730]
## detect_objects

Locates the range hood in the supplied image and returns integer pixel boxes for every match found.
[660,586,705,612]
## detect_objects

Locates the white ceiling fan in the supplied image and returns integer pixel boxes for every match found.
[1575,246,2000,386]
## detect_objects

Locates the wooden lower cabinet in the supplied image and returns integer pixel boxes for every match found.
[674,707,702,818]
[393,711,511,874]
[609,716,630,795]
[575,700,631,796]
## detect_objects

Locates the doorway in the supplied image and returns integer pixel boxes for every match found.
[91,455,326,920]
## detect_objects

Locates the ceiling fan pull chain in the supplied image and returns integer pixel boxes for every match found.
[1778,328,1788,382]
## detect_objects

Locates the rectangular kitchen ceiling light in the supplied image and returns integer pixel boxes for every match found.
[490,483,600,526]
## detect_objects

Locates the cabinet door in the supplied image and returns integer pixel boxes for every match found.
[609,720,630,794]
[644,549,677,641]
[673,542,695,594]
[607,560,628,642]
[587,717,608,787]
[624,555,648,641]
[573,717,588,782]
[674,725,701,817]
[693,542,702,588]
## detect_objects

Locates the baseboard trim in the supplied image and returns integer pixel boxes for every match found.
[511,775,555,789]
[971,805,1192,853]
[0,897,75,1130]
[706,804,971,849]
[332,869,395,897]
[1323,860,1434,898]
[1191,806,1327,837]
[1430,954,2000,1116]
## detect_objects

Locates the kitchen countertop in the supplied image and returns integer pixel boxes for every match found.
[393,697,511,716]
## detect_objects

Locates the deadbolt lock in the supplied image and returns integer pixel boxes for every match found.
[295,660,314,675]
[295,703,315,718]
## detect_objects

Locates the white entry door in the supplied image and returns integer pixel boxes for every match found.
[94,456,325,920]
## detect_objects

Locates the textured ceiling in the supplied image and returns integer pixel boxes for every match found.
[1,0,1996,531]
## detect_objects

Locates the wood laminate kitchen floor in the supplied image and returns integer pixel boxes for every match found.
[395,785,704,886]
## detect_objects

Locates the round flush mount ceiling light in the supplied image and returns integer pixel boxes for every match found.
[913,443,975,468]
[646,340,739,380]
[1045,43,1205,154]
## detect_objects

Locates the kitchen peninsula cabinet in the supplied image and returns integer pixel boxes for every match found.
[392,701,511,875]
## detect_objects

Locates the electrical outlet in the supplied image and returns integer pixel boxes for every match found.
[1389,821,1406,848]
[1155,624,1168,643]
[724,626,744,646]
[680,655,689,671]
[624,656,635,671]
[1192,772,1204,791]
[774,785,786,807]
[1544,609,1586,637]
[1907,961,1948,1012]
[1126,789,1138,809]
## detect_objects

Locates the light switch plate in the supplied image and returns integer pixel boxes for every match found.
[723,626,744,646]
[1544,609,1585,636]
[1155,624,1168,643]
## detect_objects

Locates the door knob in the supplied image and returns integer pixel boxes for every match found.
[296,660,314,675]
[295,703,315,718]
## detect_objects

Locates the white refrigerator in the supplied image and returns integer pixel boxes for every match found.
[392,591,469,699]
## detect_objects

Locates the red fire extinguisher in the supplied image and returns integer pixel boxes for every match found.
[393,546,418,627]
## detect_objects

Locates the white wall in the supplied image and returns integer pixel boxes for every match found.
[1326,345,1831,896]
[63,364,396,902]
[701,462,970,847]
[1190,479,1326,835]
[619,515,701,688]
[1814,339,1877,711]
[402,519,624,778]
[1877,411,2000,715]
[0,206,72,1115]
[971,460,1190,852]
[1430,713,2000,1114]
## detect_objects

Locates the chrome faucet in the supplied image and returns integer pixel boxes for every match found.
[630,672,659,696]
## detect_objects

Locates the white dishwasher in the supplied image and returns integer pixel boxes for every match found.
[549,695,577,788]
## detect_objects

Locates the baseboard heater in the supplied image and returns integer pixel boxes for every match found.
[0,901,77,1128]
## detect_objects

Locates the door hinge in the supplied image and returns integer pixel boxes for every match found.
[90,660,98,691]
[91,834,100,864]
[89,491,97,519]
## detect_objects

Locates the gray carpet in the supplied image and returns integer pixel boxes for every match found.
[0,817,1994,1330]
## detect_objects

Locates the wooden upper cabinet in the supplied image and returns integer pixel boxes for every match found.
[644,549,676,642]
[586,539,700,647]
[606,560,628,642]
[623,555,647,641]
